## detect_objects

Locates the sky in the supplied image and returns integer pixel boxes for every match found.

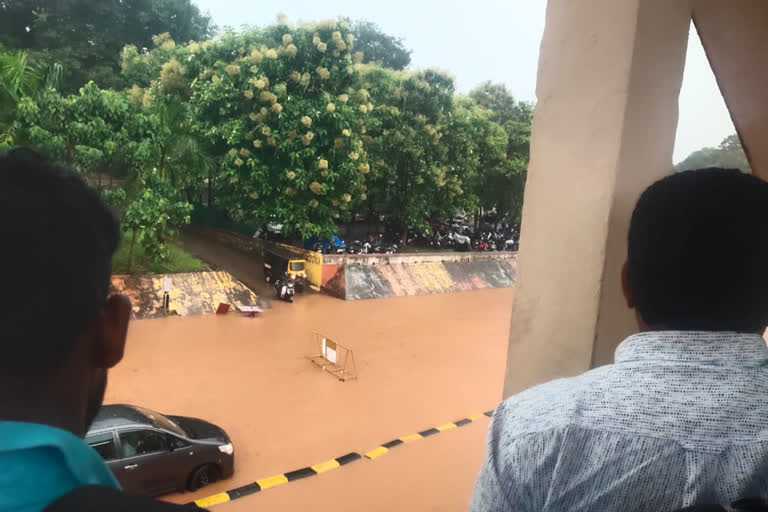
[193,0,735,163]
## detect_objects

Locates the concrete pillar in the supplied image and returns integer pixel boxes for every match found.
[504,0,693,398]
[693,1,768,178]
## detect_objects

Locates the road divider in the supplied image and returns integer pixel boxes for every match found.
[191,409,495,508]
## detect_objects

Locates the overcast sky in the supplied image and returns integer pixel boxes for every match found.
[194,0,735,163]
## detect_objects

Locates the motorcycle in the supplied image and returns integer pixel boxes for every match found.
[324,234,347,254]
[273,272,296,303]
[492,232,506,251]
[347,240,365,254]
[449,231,472,252]
[473,233,489,251]
[504,238,518,251]
[371,234,398,254]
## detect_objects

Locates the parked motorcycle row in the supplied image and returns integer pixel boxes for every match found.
[309,228,518,255]
[263,216,520,259]
[406,227,519,252]
[345,234,399,255]
[307,233,398,255]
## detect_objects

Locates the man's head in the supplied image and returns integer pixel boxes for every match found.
[624,167,768,333]
[0,149,130,435]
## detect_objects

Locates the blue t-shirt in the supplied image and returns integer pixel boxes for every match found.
[0,421,120,512]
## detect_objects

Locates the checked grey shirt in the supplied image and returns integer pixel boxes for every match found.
[470,331,768,512]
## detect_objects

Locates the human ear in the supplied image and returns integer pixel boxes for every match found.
[621,260,635,309]
[96,294,131,368]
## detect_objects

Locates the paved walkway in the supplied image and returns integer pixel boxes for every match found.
[179,230,273,298]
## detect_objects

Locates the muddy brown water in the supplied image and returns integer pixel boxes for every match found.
[104,286,514,510]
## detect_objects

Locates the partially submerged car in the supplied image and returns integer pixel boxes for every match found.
[85,404,234,496]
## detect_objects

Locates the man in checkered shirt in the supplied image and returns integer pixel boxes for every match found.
[471,168,768,512]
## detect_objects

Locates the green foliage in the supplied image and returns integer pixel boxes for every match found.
[14,81,194,271]
[348,20,411,71]
[106,176,193,272]
[14,82,151,174]
[118,21,534,241]
[0,0,213,93]
[10,14,535,252]
[112,230,208,274]
[675,134,751,173]
[0,49,61,143]
[469,81,534,222]
[359,66,475,234]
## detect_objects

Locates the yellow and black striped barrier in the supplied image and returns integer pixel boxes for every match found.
[194,452,361,507]
[363,410,494,460]
[192,409,494,508]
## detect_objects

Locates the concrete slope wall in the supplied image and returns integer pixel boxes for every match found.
[111,271,258,319]
[323,254,517,301]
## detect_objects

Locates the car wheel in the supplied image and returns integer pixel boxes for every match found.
[188,464,220,492]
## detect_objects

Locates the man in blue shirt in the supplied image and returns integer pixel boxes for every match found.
[0,149,202,511]
[471,168,768,511]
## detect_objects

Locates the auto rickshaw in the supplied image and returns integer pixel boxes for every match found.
[263,249,308,292]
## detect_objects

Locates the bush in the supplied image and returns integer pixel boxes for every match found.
[112,231,208,274]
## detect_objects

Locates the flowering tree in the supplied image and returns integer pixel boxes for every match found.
[114,21,534,242]
[127,23,374,239]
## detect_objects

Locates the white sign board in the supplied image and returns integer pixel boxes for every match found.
[321,338,338,364]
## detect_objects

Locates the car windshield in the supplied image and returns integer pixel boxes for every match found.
[289,261,305,271]
[132,405,186,437]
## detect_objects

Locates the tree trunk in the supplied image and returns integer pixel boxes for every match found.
[127,229,137,274]
[401,225,408,246]
[158,147,167,181]
[207,170,213,206]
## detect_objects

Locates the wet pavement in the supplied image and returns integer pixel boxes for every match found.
[179,230,274,300]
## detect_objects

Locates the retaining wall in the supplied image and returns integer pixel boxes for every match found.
[199,228,517,301]
[111,271,258,319]
[321,252,517,300]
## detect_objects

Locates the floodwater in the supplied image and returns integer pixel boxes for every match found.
[105,286,515,511]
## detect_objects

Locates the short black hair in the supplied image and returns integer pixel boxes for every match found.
[628,167,768,332]
[0,148,119,374]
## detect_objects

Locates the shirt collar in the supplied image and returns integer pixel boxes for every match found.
[614,331,768,367]
[0,421,120,489]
